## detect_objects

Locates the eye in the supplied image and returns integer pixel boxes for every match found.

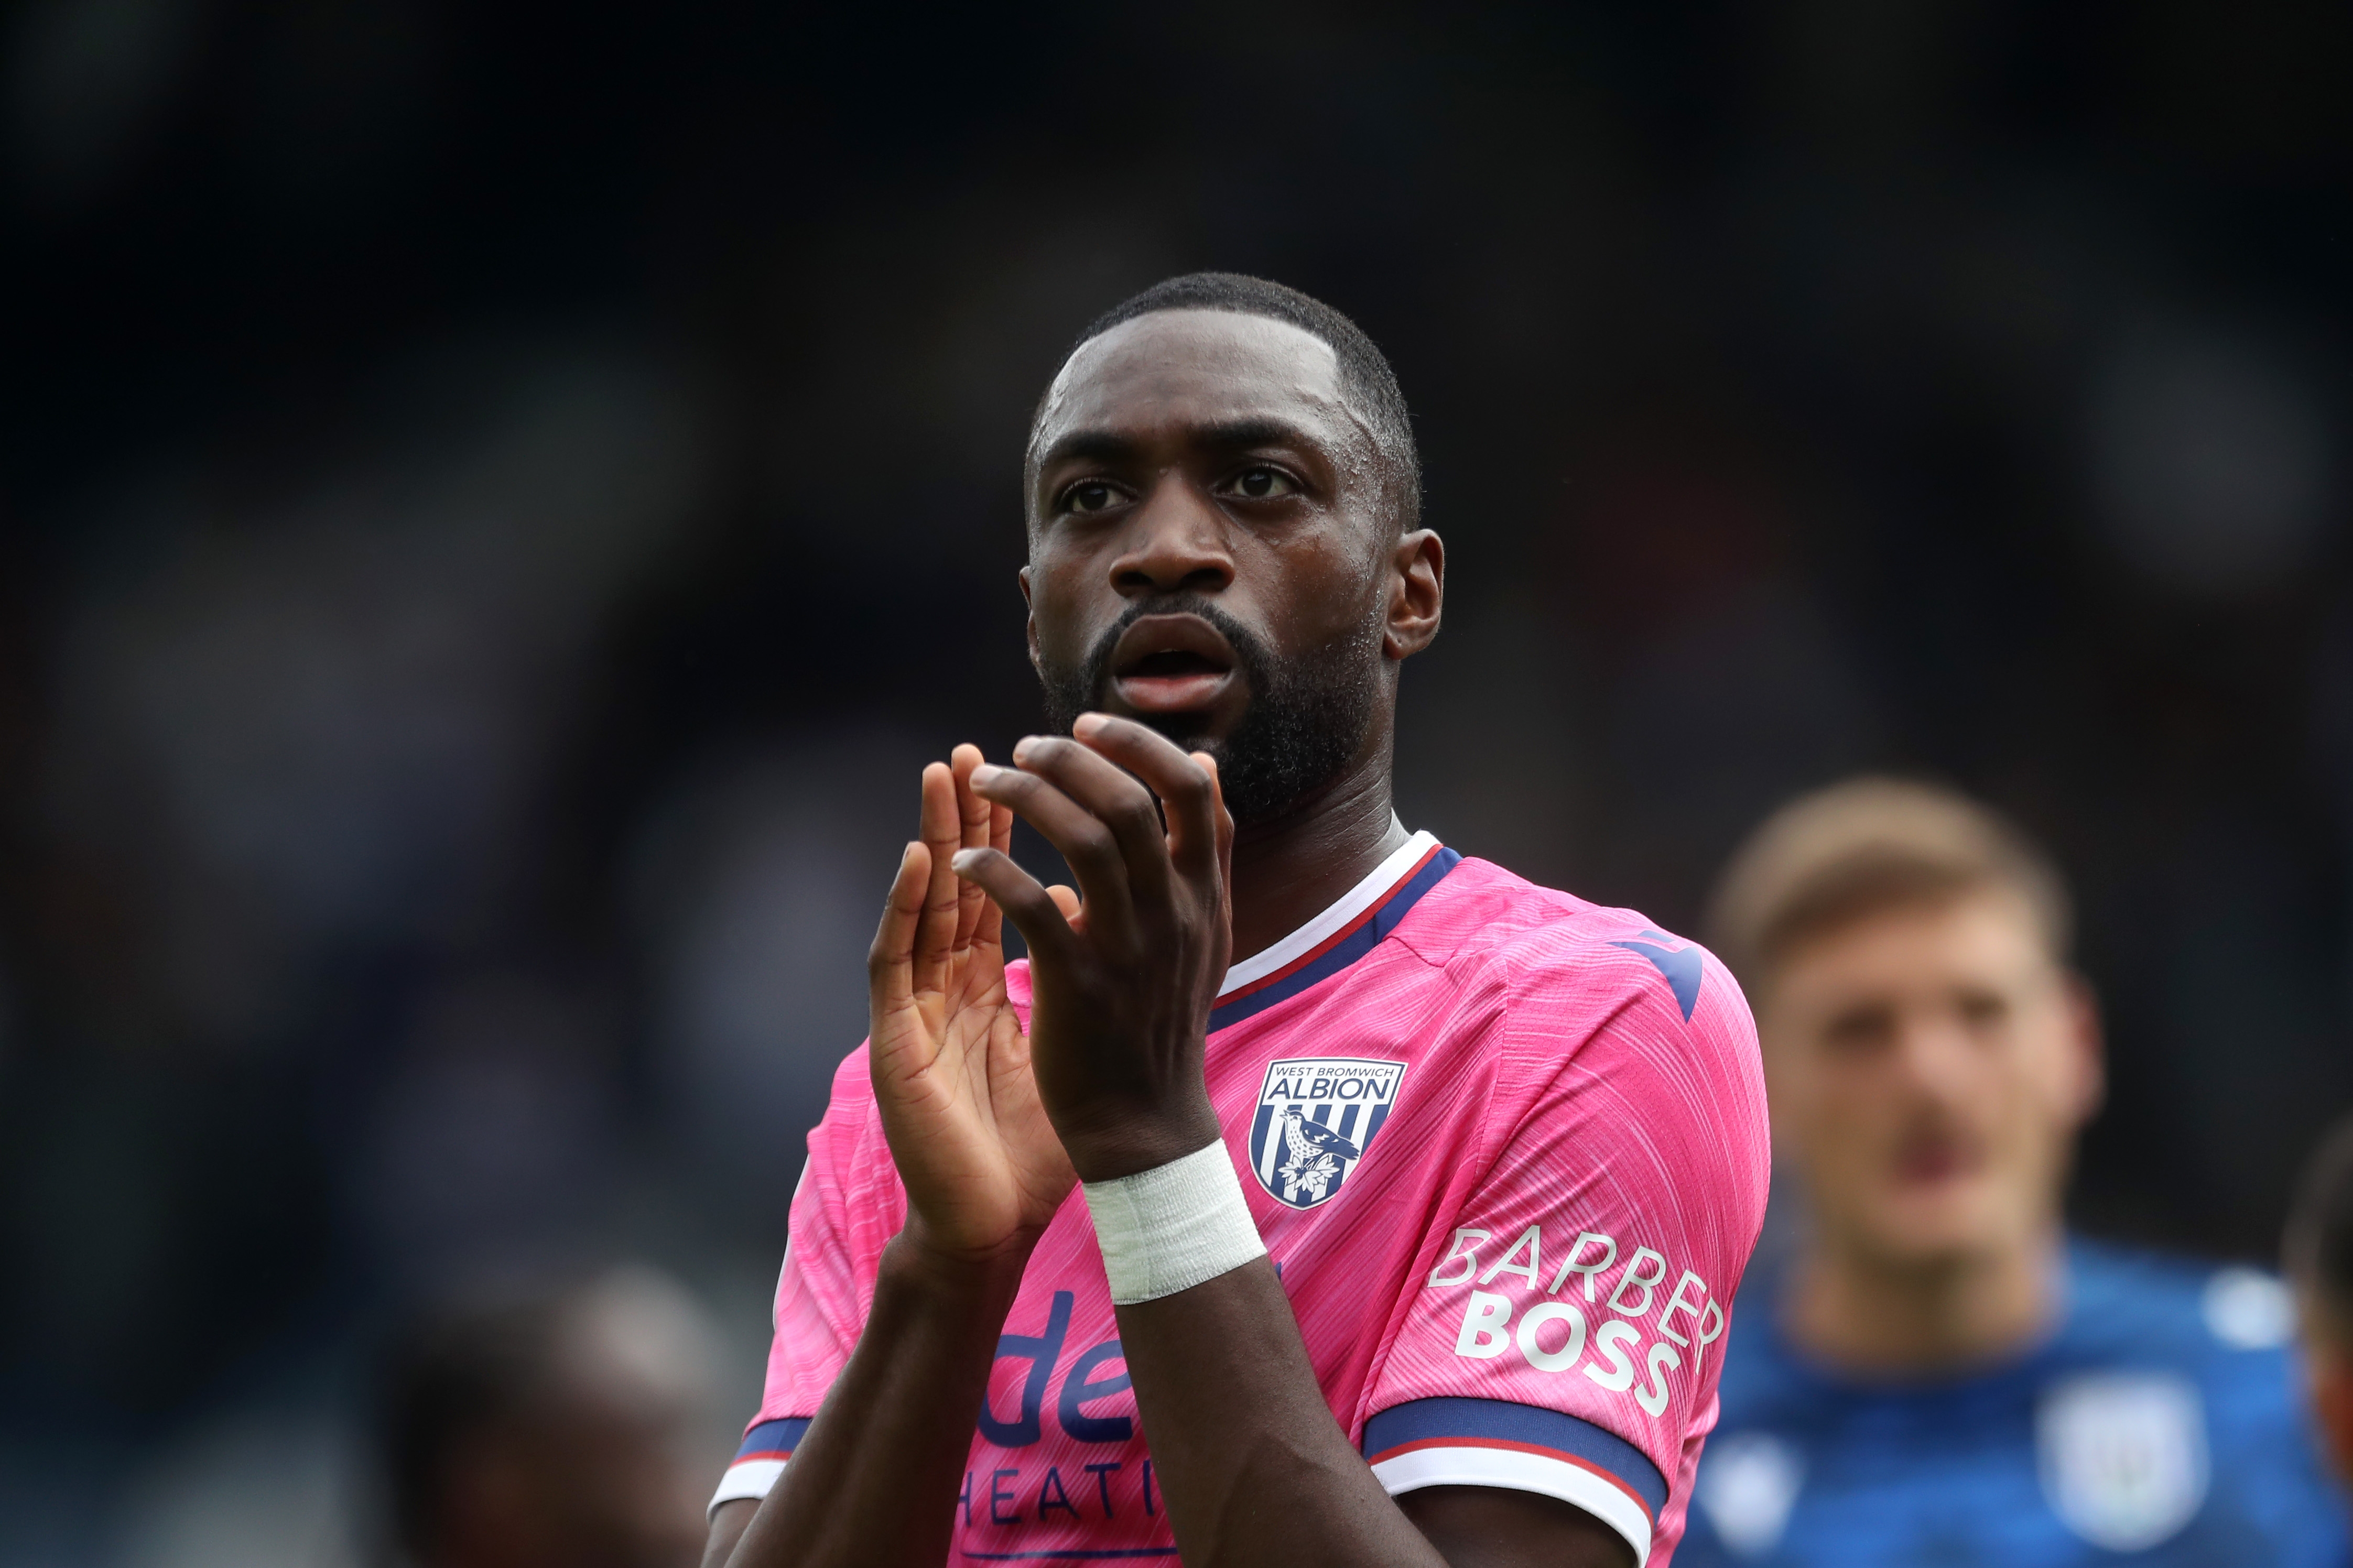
[1063,481,1124,515]
[1822,1005,1894,1057]
[1956,989,2011,1032]
[1220,466,1298,501]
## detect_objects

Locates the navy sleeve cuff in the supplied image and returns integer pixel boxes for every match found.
[1363,1397,1668,1565]
[709,1417,812,1518]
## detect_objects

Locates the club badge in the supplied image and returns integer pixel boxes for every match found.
[2037,1371,2209,1552]
[1247,1058,1407,1210]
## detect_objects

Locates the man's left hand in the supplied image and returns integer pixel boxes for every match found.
[951,713,1234,1181]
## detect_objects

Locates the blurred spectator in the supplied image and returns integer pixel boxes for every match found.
[2287,1116,2353,1490]
[1678,779,2342,1564]
[373,1267,720,1568]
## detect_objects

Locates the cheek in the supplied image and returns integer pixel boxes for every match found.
[1812,1065,1939,1177]
[1025,554,1103,662]
[1251,527,1379,645]
[2003,1027,2089,1127]
[1770,1061,1869,1162]
[1774,1051,1871,1116]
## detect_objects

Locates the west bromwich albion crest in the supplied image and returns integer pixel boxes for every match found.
[1248,1058,1406,1210]
[2037,1371,2210,1552]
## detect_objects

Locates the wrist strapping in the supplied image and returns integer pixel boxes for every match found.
[1082,1140,1267,1305]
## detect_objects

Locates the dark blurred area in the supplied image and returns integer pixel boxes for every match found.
[373,1268,717,1568]
[1,0,2348,1561]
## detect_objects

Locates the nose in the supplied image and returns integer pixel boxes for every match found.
[1109,472,1235,599]
[1891,1011,1978,1102]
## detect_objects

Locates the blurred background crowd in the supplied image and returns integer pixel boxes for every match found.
[3,0,2349,1562]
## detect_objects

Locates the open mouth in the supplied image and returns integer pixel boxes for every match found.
[1891,1135,1984,1188]
[1109,614,1240,714]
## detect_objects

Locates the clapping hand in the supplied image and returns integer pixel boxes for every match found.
[952,715,1235,1183]
[867,746,1081,1262]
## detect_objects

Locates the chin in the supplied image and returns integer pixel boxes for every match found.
[1861,1195,2009,1268]
[1132,709,1229,748]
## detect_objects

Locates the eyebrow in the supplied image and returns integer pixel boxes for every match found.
[1032,416,1324,474]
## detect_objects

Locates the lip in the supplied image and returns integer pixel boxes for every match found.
[1890,1138,1982,1186]
[1108,613,1241,714]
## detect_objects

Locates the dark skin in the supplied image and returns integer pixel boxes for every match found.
[706,311,1632,1568]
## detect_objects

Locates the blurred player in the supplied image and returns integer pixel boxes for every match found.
[377,1268,719,1568]
[1677,778,2345,1564]
[701,274,1771,1567]
[2287,1114,2353,1493]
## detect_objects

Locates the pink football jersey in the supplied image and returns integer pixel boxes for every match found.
[714,832,1770,1565]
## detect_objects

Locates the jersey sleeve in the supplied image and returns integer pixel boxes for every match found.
[1359,935,1770,1566]
[709,1044,905,1515]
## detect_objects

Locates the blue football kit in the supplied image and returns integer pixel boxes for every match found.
[1676,1240,2348,1565]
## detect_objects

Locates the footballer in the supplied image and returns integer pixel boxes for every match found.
[700,274,1770,1568]
[1678,779,2345,1565]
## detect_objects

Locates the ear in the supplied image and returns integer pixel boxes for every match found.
[1384,529,1444,661]
[1020,566,1042,674]
[2061,971,2106,1127]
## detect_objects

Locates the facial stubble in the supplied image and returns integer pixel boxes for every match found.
[1039,594,1384,830]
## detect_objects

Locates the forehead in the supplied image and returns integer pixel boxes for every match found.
[1771,889,2053,1004]
[1033,309,1355,458]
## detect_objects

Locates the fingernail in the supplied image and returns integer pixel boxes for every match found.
[950,849,982,873]
[970,764,1002,787]
[1072,713,1105,737]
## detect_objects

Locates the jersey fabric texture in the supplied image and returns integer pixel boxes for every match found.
[717,831,1772,1564]
[1676,1240,2351,1566]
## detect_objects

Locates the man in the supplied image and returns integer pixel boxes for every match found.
[2287,1115,2353,1495]
[701,274,1770,1568]
[376,1267,721,1568]
[1678,777,2345,1564]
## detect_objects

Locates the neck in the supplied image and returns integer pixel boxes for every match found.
[1783,1224,2063,1377]
[1226,735,1409,966]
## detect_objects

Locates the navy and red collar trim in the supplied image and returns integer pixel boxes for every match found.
[1209,832,1460,1032]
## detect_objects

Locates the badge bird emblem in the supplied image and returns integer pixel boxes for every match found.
[2037,1371,2209,1552]
[1248,1058,1407,1210]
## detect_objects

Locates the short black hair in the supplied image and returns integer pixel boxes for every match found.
[1046,271,1422,531]
[2289,1113,2353,1344]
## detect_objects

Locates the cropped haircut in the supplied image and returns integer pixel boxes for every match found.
[1040,272,1422,531]
[2288,1114,2353,1347]
[1705,777,2074,998]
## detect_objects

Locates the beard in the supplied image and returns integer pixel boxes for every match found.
[1039,594,1383,830]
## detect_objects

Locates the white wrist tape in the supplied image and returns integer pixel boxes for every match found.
[1082,1140,1267,1305]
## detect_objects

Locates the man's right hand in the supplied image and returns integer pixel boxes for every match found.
[868,745,1078,1264]
[710,767,1075,1568]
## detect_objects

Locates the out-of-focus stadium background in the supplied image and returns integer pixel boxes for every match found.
[2,1,2348,1561]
